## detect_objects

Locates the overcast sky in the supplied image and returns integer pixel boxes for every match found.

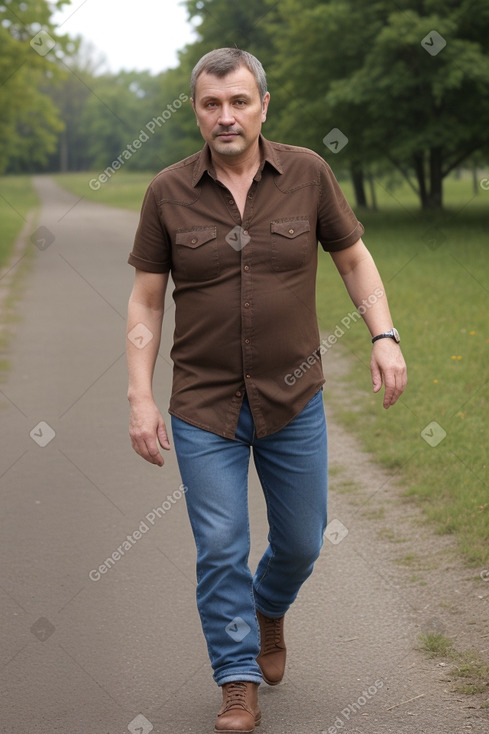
[52,0,198,74]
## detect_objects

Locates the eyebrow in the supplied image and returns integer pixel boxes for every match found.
[199,92,253,103]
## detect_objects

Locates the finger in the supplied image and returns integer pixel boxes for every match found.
[157,421,171,451]
[371,360,383,394]
[143,436,165,465]
[384,375,397,408]
[131,433,164,466]
[383,370,404,408]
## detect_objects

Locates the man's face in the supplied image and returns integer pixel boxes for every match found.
[192,65,270,161]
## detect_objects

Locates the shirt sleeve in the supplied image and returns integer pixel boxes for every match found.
[316,160,364,252]
[128,183,172,273]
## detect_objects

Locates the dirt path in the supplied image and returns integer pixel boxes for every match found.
[0,177,487,734]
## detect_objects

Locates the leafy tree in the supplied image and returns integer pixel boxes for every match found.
[266,0,489,209]
[0,0,72,173]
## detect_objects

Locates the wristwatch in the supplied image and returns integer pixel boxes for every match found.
[372,328,400,344]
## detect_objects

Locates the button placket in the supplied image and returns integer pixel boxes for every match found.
[241,211,253,385]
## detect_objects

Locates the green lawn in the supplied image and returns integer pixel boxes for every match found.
[317,175,488,565]
[0,175,39,268]
[53,171,153,212]
[52,170,489,565]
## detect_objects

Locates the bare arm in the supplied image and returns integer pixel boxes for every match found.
[330,238,407,409]
[126,270,170,465]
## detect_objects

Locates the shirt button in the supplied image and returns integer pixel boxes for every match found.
[245,374,251,379]
[244,338,250,344]
[288,228,295,235]
[229,199,234,205]
[244,302,250,308]
[191,237,197,244]
[244,265,250,271]
[235,390,242,397]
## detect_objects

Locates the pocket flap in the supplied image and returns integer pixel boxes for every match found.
[176,227,217,248]
[271,219,311,239]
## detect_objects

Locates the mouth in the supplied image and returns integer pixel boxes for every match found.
[215,131,241,139]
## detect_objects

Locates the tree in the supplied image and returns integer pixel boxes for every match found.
[0,0,72,173]
[266,0,489,209]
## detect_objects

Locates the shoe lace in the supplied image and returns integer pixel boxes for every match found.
[222,682,249,713]
[262,616,283,653]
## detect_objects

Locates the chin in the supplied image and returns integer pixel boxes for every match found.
[212,138,247,156]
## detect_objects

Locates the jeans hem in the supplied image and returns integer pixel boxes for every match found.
[217,673,263,687]
[254,604,287,619]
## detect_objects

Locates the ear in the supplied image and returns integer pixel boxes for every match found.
[191,98,200,127]
[261,92,270,123]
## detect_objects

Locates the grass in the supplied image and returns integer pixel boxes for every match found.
[317,174,489,566]
[52,171,153,212]
[48,169,489,566]
[0,175,38,380]
[0,175,39,268]
[418,632,489,696]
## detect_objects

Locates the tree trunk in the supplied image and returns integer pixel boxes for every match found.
[427,146,443,209]
[413,153,428,208]
[367,171,378,211]
[59,129,69,173]
[472,163,479,195]
[350,164,368,208]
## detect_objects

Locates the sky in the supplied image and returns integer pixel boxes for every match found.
[52,0,198,74]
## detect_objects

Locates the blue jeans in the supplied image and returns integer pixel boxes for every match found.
[171,389,328,686]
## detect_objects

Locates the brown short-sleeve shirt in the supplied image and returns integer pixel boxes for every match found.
[128,135,364,439]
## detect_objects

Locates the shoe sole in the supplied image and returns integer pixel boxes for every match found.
[261,673,283,686]
[214,712,262,733]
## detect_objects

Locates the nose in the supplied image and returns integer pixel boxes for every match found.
[217,104,236,127]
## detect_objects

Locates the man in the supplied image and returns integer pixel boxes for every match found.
[126,48,407,733]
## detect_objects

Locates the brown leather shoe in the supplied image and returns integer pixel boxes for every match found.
[214,681,261,733]
[256,610,286,685]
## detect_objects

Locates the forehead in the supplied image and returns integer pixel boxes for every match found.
[194,66,260,100]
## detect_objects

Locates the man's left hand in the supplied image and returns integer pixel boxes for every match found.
[370,339,407,409]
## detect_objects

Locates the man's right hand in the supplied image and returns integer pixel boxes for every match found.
[129,399,171,466]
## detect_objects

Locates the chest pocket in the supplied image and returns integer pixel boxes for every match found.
[175,227,220,281]
[270,218,311,272]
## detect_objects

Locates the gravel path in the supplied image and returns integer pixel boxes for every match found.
[0,177,487,733]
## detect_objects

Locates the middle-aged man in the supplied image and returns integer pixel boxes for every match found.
[126,48,407,734]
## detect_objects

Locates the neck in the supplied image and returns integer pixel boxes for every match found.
[212,139,261,180]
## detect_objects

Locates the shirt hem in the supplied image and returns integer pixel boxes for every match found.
[169,379,325,440]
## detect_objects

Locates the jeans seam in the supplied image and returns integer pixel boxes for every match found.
[252,451,277,596]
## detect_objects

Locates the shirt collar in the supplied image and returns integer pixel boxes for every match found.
[191,134,283,187]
